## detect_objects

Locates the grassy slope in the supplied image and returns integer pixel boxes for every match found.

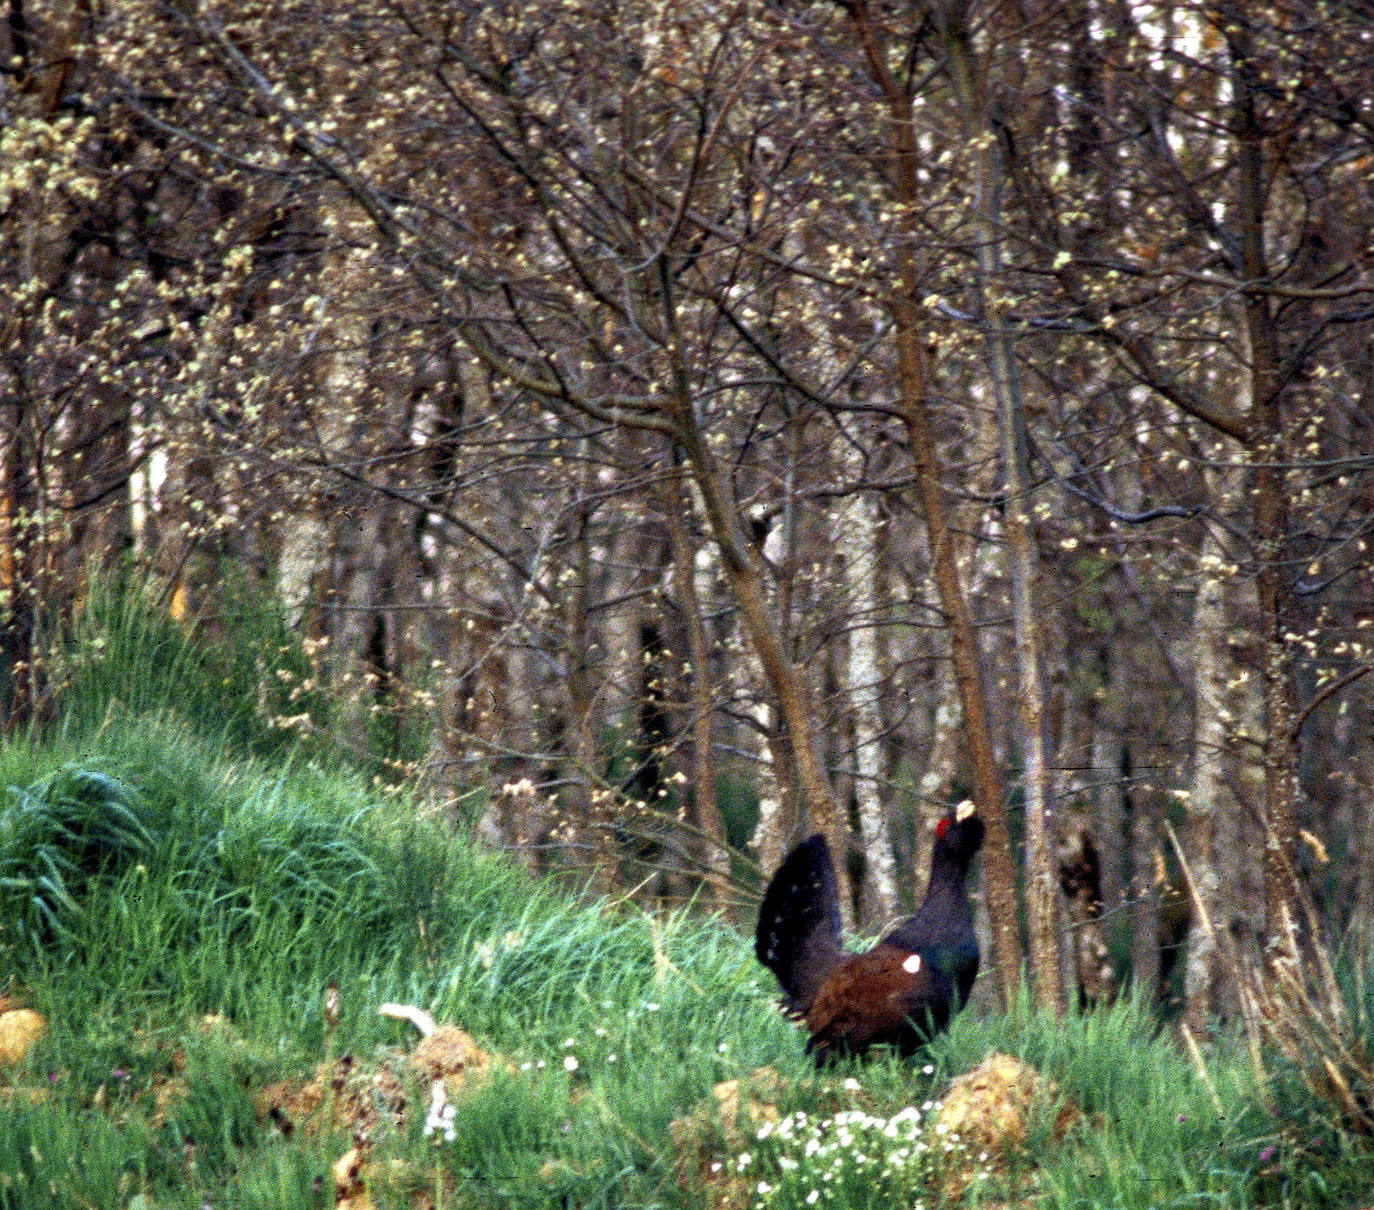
[1,718,1349,1210]
[0,588,1364,1208]
[0,717,791,1208]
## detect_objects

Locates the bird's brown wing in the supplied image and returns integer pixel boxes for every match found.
[804,944,933,1059]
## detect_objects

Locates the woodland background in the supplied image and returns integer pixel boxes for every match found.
[4,0,1374,1039]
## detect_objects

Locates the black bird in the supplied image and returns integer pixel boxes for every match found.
[755,802,984,1063]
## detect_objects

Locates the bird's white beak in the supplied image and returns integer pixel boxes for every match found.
[955,799,976,822]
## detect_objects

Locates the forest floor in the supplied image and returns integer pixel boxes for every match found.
[0,587,1368,1208]
[0,716,1367,1210]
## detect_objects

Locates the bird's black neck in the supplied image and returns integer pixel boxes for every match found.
[923,847,970,904]
[882,847,974,951]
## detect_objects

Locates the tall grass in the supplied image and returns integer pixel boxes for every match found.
[0,717,779,1206]
[1,715,1370,1207]
[934,991,1261,1209]
[1,575,1370,1206]
[54,571,330,760]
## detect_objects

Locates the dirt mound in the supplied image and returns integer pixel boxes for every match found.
[938,1051,1078,1155]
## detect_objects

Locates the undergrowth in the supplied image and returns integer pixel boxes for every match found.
[0,578,1367,1207]
[54,573,330,762]
[0,717,1367,1208]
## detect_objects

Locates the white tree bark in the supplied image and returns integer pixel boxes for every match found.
[1184,478,1232,1035]
[277,192,372,630]
[836,476,899,921]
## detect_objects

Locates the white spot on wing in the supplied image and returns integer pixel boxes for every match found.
[902,953,922,974]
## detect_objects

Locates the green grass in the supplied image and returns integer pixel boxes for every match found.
[1,717,1367,1209]
[1,576,1370,1206]
[54,572,329,760]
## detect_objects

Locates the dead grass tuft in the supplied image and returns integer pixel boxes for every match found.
[670,1066,785,1210]
[0,1008,47,1066]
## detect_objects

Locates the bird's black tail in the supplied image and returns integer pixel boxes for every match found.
[754,833,844,1015]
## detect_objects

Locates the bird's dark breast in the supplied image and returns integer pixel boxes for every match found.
[930,937,980,998]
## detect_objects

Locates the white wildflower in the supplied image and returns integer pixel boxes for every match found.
[422,1080,457,1142]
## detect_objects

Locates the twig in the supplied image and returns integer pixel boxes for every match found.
[1290,664,1374,740]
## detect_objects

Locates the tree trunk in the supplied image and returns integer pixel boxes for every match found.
[1224,11,1304,962]
[935,0,1063,1014]
[276,194,373,633]
[563,456,615,894]
[845,0,1023,1007]
[0,400,38,728]
[835,462,899,921]
[666,388,853,920]
[1183,475,1235,1036]
[1057,704,1117,1008]
[2,19,102,724]
[658,455,731,908]
[1127,779,1162,1002]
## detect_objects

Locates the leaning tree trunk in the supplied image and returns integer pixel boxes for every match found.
[844,0,1023,1007]
[936,0,1063,1014]
[657,454,732,908]
[664,368,854,921]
